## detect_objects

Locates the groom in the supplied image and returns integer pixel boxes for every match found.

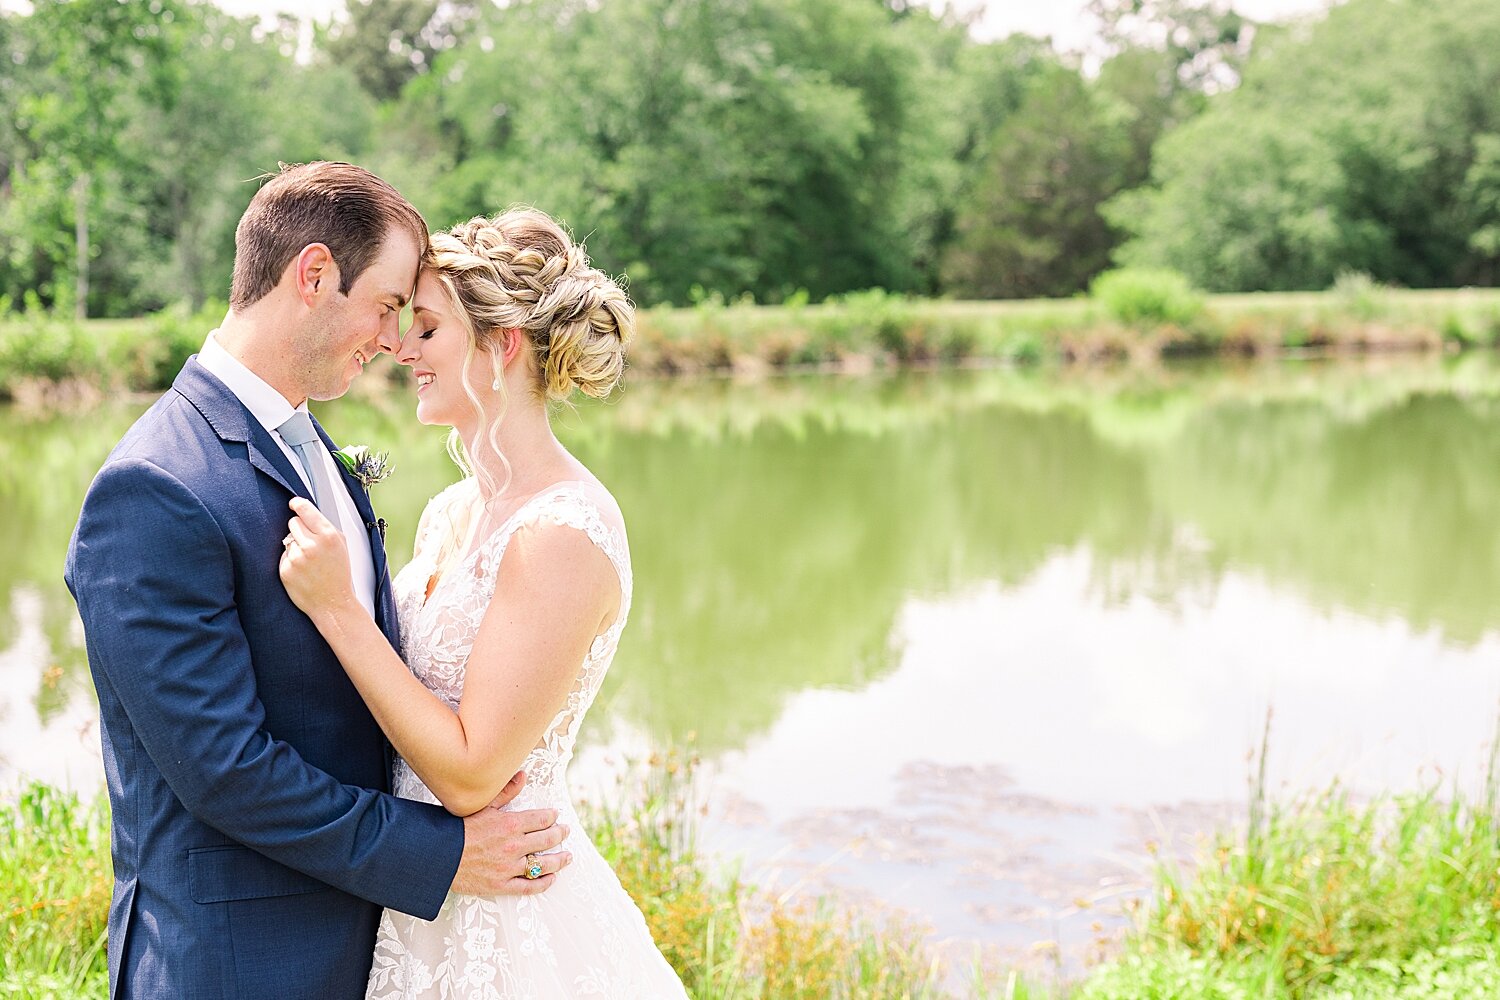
[65,162,570,1000]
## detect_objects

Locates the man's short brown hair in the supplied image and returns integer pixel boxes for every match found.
[229,161,429,310]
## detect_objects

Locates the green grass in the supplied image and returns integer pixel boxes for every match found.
[0,785,110,998]
[0,748,954,999]
[583,744,950,999]
[627,286,1500,374]
[8,734,1500,998]
[1072,713,1500,999]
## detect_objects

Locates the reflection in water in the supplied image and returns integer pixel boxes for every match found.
[9,355,1500,964]
[0,589,101,790]
[698,550,1500,968]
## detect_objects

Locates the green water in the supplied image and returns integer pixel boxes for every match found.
[7,354,1500,961]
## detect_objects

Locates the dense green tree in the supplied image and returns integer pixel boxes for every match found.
[322,0,478,102]
[371,0,970,305]
[1087,0,1250,93]
[2,0,180,316]
[0,2,380,315]
[939,0,1249,301]
[942,67,1132,298]
[13,0,1500,310]
[1109,0,1500,291]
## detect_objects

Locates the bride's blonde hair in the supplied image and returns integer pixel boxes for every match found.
[424,207,633,570]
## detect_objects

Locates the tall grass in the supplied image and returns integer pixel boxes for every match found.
[0,749,958,999]
[0,784,111,998]
[1077,712,1500,999]
[10,727,1500,999]
[586,744,950,999]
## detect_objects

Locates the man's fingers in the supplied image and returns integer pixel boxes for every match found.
[504,872,556,896]
[517,825,570,858]
[503,807,560,834]
[527,850,570,879]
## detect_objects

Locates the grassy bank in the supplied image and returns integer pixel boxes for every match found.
[6,281,1500,403]
[8,739,1500,999]
[0,748,949,1000]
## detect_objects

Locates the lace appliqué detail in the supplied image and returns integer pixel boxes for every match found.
[366,481,685,1000]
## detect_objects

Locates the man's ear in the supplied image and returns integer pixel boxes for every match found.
[293,244,339,307]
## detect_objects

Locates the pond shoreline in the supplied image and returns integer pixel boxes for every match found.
[5,287,1500,409]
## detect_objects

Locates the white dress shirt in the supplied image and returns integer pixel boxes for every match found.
[198,331,378,619]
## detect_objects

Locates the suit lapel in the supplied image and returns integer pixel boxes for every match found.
[313,418,400,650]
[176,359,401,649]
[173,358,310,503]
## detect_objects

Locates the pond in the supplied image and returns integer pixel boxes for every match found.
[6,354,1500,972]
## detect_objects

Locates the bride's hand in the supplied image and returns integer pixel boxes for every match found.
[279,497,357,621]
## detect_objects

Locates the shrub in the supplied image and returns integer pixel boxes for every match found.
[1331,271,1388,323]
[1090,268,1205,327]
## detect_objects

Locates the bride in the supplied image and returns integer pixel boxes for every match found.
[279,207,689,998]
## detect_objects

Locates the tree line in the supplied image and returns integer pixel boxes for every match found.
[3,0,1499,318]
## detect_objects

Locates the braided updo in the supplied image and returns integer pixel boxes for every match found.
[427,208,633,401]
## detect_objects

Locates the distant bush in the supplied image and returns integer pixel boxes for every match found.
[1331,270,1389,322]
[0,299,225,399]
[1090,268,1205,327]
[113,300,226,390]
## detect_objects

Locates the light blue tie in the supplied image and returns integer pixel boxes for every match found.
[276,410,344,534]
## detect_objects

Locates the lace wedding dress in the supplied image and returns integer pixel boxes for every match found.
[365,480,689,1000]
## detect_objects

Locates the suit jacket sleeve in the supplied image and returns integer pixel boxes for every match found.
[67,456,464,919]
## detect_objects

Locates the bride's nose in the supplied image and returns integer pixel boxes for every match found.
[396,330,420,367]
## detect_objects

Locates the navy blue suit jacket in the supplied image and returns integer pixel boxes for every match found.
[64,358,465,1000]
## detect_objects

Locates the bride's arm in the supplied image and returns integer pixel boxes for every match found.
[279,497,619,817]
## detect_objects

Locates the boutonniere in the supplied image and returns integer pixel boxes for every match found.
[335,445,394,491]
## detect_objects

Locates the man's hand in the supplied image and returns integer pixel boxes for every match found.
[452,771,572,896]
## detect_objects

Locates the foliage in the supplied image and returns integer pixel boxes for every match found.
[1075,711,1500,999]
[1110,0,1500,292]
[320,0,478,102]
[1,1,378,317]
[0,755,973,999]
[4,287,1497,404]
[0,785,110,998]
[378,0,972,306]
[942,66,1133,298]
[1090,267,1204,326]
[0,298,225,401]
[9,0,1500,312]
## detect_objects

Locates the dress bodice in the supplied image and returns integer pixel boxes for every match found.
[369,479,687,1000]
[390,479,631,808]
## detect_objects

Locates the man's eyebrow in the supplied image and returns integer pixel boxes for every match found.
[387,289,411,308]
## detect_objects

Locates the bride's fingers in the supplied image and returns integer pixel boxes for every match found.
[484,770,528,810]
[287,515,317,550]
[288,496,332,532]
